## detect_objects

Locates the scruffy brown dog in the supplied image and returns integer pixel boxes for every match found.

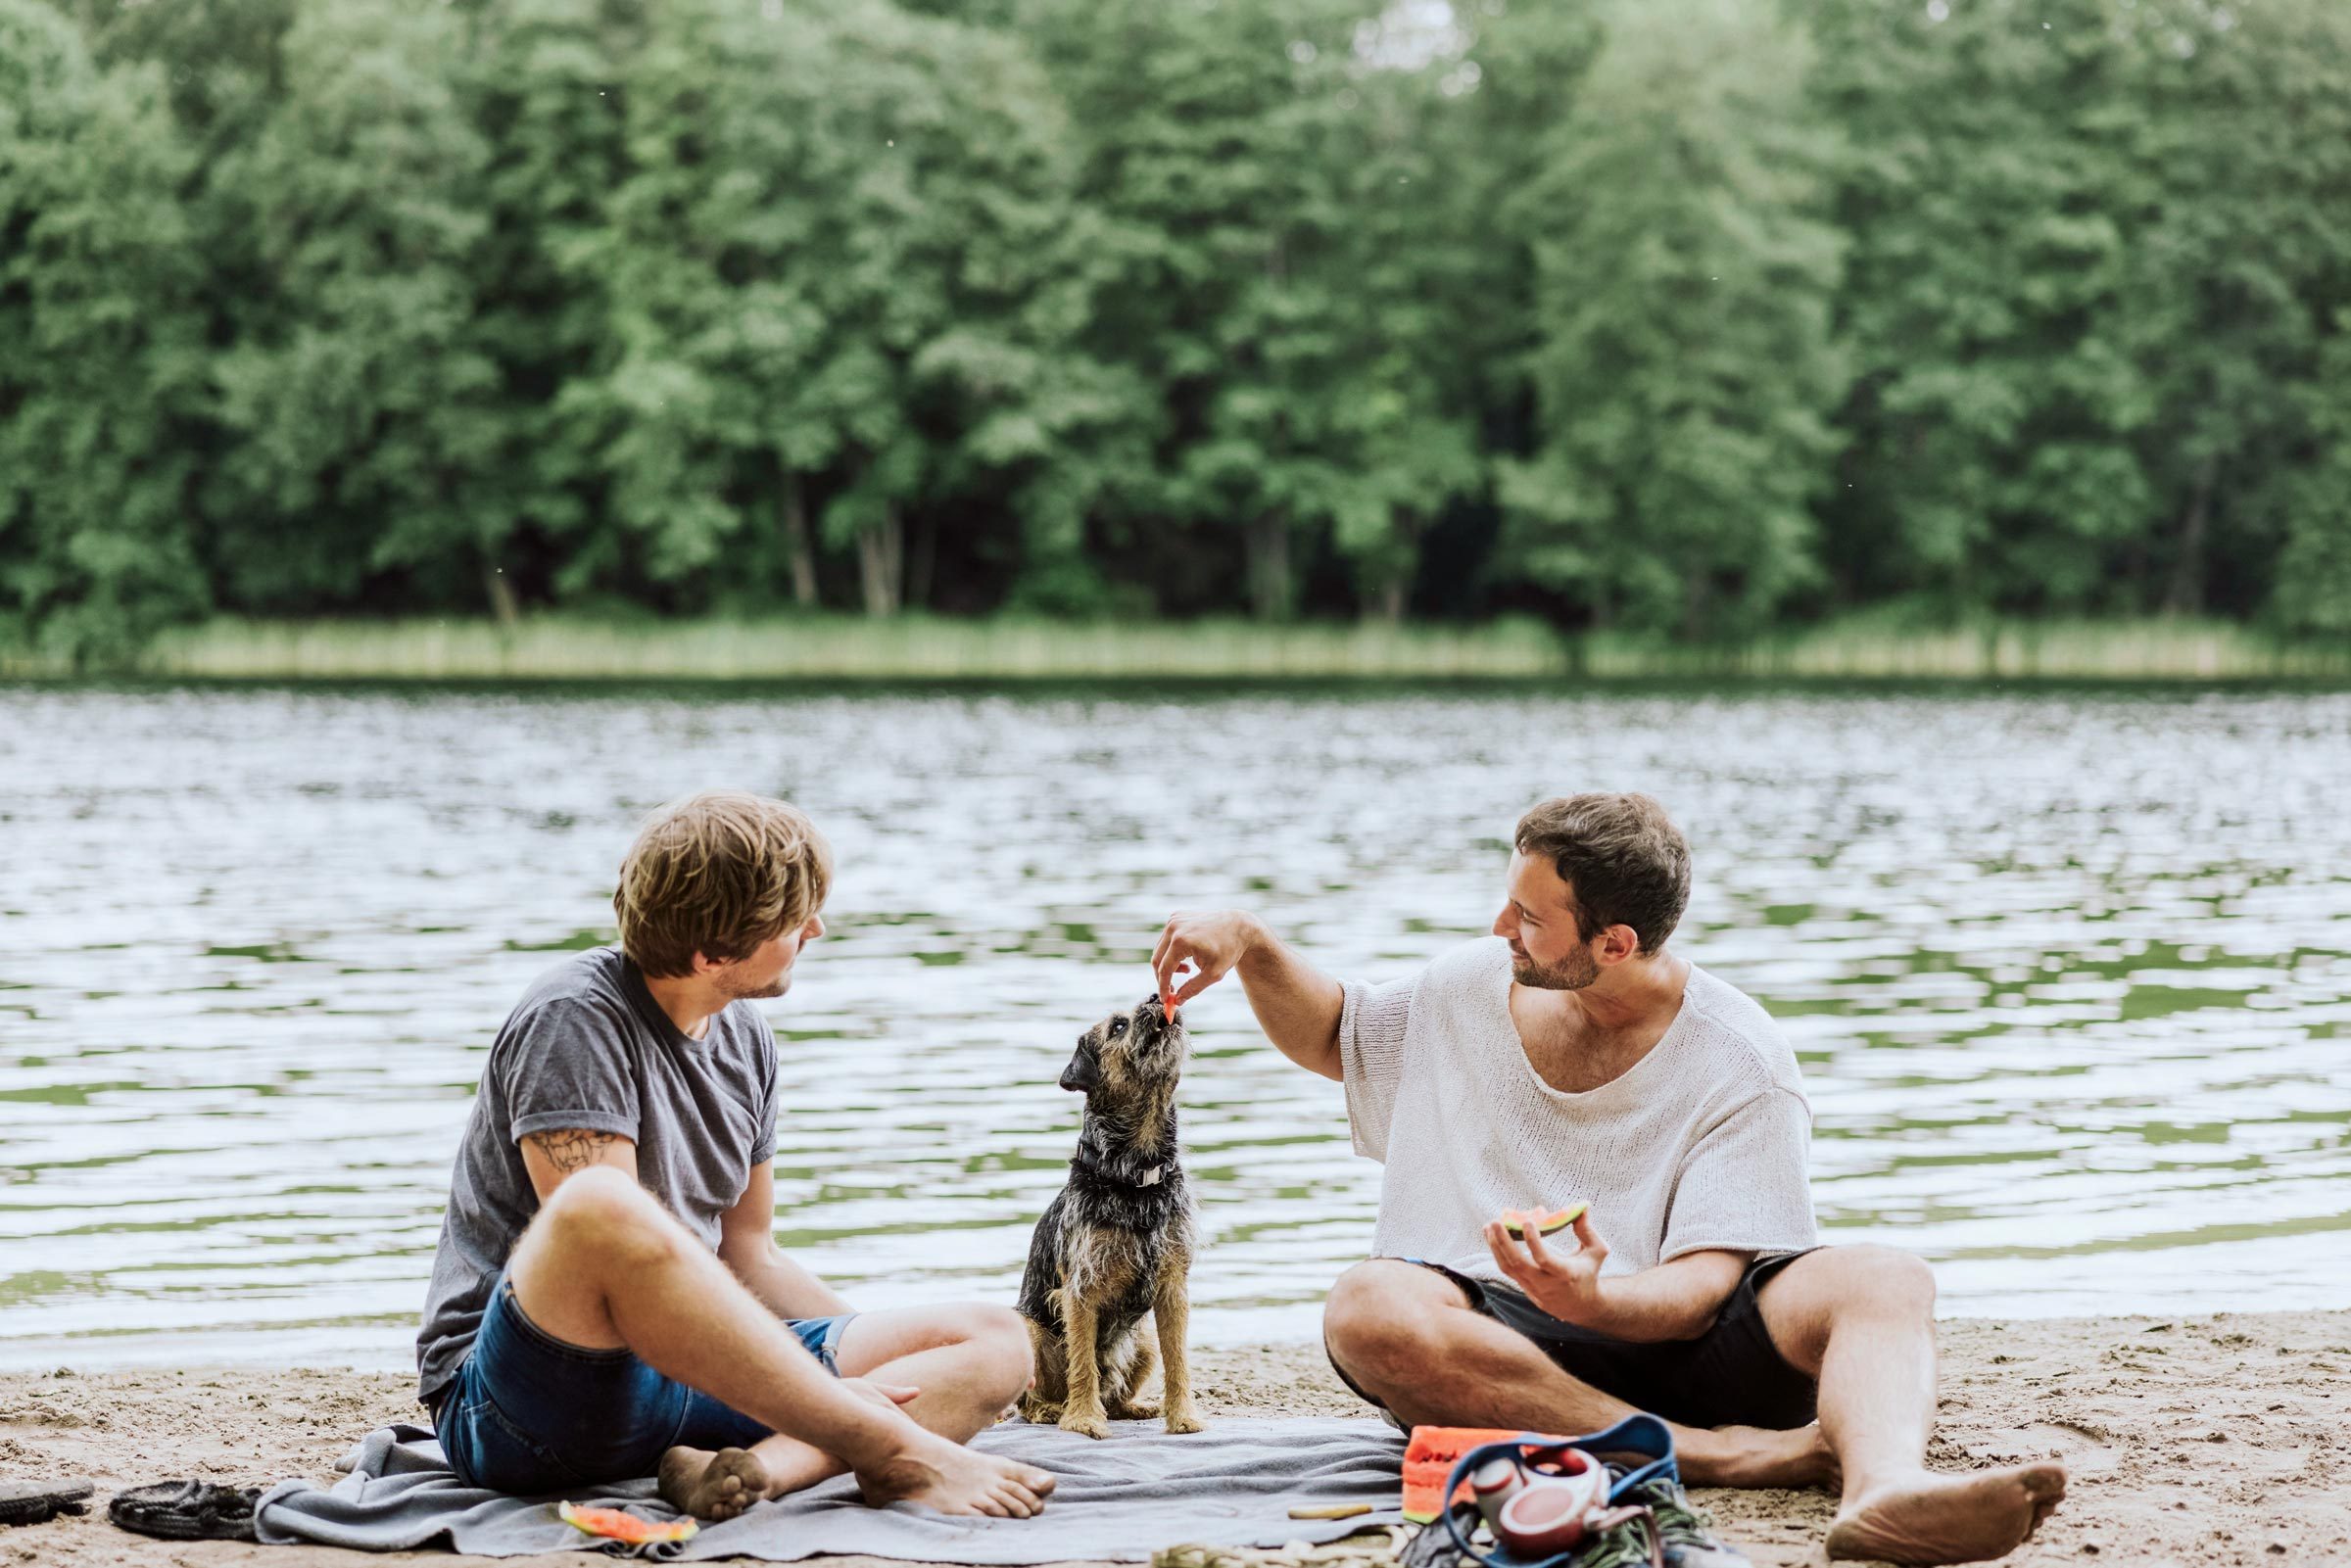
[1015,994,1203,1439]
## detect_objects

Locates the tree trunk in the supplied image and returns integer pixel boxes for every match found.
[2164,457,2217,616]
[782,479,819,609]
[856,505,904,617]
[1680,568,1709,641]
[905,515,937,612]
[1247,515,1291,622]
[1361,510,1419,624]
[483,563,520,630]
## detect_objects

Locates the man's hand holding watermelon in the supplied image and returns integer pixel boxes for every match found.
[1482,1207,1608,1328]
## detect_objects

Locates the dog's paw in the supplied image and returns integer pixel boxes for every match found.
[1107,1401,1160,1421]
[1059,1406,1112,1441]
[1164,1404,1205,1435]
[1017,1395,1063,1424]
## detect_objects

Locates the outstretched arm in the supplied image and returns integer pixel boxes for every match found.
[1153,910,1345,1080]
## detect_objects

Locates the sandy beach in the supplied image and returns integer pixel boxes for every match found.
[4,1312,2344,1568]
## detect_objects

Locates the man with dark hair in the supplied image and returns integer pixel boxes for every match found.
[1153,793,2065,1566]
[417,791,1054,1521]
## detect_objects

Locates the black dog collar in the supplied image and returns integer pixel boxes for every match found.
[1072,1149,1166,1188]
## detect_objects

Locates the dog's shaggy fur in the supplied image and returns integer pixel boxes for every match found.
[1016,994,1203,1438]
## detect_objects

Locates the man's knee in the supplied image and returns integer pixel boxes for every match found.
[1323,1260,1463,1385]
[1763,1244,1936,1368]
[1825,1245,1937,1315]
[535,1166,677,1265]
[966,1303,1034,1400]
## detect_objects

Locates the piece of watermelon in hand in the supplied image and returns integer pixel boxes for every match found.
[1499,1202,1589,1239]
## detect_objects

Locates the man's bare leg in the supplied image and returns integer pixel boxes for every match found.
[505,1167,1053,1520]
[1756,1246,2066,1564]
[658,1304,1032,1514]
[1321,1261,1834,1488]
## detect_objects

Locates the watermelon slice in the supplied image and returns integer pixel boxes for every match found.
[1500,1202,1589,1238]
[557,1499,699,1544]
[1402,1426,1525,1523]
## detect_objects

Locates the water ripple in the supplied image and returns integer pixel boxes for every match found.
[2,685,2346,1369]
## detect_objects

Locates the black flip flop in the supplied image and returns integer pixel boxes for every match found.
[107,1480,262,1542]
[0,1479,94,1527]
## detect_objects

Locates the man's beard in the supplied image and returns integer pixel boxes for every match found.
[1511,944,1600,991]
[719,969,791,1001]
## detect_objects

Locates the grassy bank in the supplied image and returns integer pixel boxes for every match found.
[4,612,2347,683]
[1581,617,2351,681]
[7,614,1574,681]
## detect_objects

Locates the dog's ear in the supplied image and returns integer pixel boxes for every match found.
[1059,1042,1100,1094]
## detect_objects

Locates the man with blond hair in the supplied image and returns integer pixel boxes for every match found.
[1154,793,2066,1566]
[417,790,1053,1520]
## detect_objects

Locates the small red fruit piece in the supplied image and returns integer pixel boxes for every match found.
[1499,1203,1589,1238]
[556,1500,699,1544]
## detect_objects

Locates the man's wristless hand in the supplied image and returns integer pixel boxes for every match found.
[1152,909,1264,1007]
[1483,1208,1613,1327]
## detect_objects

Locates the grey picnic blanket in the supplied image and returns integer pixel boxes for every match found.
[255,1417,1410,1561]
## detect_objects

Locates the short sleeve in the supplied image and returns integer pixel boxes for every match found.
[747,1014,780,1167]
[500,1000,643,1146]
[1660,1088,1817,1260]
[1338,973,1418,1164]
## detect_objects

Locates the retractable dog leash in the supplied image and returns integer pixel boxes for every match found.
[1436,1414,1680,1568]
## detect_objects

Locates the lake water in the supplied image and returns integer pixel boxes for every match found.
[4,684,2347,1374]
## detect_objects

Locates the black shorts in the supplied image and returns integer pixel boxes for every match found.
[1330,1250,1820,1432]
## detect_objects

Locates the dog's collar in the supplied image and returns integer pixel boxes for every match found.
[1072,1150,1167,1188]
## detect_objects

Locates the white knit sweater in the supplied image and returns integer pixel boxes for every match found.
[1339,938,1817,1285]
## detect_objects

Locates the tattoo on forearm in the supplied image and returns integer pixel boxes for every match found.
[527,1128,621,1173]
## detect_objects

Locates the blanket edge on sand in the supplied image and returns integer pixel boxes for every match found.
[257,1415,1410,1563]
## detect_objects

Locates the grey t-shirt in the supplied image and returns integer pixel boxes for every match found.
[414,946,780,1408]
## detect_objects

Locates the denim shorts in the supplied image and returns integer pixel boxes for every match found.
[433,1273,854,1494]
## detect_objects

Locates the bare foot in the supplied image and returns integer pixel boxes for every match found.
[657,1445,769,1522]
[1827,1462,2068,1564]
[1684,1422,1840,1490]
[856,1430,1057,1518]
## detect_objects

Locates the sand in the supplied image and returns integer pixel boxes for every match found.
[3,1313,2345,1568]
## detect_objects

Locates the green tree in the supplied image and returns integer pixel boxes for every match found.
[0,0,207,658]
[202,0,511,615]
[1027,0,1402,621]
[454,0,645,618]
[1810,0,2351,623]
[580,0,1096,617]
[1496,0,1847,637]
[2272,314,2351,634]
[2104,0,2351,618]
[1299,39,1492,622]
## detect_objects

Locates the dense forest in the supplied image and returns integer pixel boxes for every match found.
[3,0,2348,658]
